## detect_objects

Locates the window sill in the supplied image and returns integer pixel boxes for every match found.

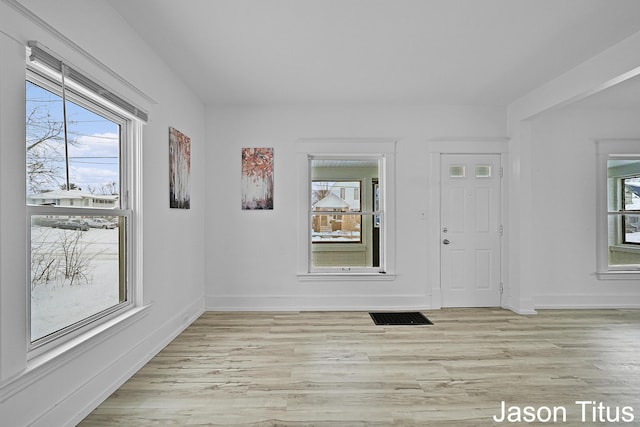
[596,270,640,280]
[1,304,151,402]
[298,272,396,281]
[609,245,640,253]
[312,243,366,252]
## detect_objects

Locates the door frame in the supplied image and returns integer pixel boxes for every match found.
[427,138,509,309]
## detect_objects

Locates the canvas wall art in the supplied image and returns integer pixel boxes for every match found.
[241,147,274,210]
[169,127,191,209]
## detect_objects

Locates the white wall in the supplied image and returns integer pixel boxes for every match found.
[506,28,640,314]
[529,107,640,307]
[0,1,205,425]
[204,104,506,310]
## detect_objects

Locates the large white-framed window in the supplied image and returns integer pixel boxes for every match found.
[296,139,396,278]
[596,140,640,278]
[26,45,145,353]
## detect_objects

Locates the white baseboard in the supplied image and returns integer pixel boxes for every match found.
[36,297,205,427]
[533,294,640,309]
[205,294,432,312]
[501,296,538,315]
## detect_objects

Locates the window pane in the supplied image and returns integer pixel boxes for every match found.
[312,181,361,211]
[609,217,640,266]
[311,180,363,244]
[606,160,640,268]
[449,165,465,178]
[624,214,640,244]
[26,81,121,205]
[607,160,640,212]
[475,165,492,178]
[312,213,361,242]
[30,215,125,341]
[623,177,640,210]
[26,81,65,194]
[312,214,378,268]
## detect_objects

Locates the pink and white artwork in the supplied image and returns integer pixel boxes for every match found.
[241,147,273,210]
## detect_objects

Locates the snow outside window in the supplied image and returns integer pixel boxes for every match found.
[26,67,137,349]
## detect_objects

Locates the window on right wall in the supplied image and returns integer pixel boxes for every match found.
[596,140,640,277]
[607,160,640,264]
[620,175,640,245]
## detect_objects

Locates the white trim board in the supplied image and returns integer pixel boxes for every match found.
[205,295,432,312]
[533,295,640,309]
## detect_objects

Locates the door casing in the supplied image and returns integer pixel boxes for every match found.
[440,153,502,307]
[427,139,508,309]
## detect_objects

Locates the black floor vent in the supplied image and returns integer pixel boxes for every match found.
[369,312,433,325]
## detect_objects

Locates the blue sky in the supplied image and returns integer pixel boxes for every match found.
[26,81,120,194]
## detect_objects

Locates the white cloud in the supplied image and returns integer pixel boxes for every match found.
[68,132,119,158]
[66,132,120,190]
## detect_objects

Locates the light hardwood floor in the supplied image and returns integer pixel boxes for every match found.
[80,309,640,426]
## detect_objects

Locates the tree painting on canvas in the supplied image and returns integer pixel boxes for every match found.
[169,127,191,209]
[242,147,274,210]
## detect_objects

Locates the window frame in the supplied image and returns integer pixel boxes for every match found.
[26,63,142,355]
[595,140,640,279]
[621,176,640,245]
[296,139,396,279]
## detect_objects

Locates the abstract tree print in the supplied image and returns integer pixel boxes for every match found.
[169,127,191,209]
[241,147,273,210]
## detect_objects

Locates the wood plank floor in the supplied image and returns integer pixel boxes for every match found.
[80,309,640,426]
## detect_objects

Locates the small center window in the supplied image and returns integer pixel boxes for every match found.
[309,158,382,272]
[296,139,396,278]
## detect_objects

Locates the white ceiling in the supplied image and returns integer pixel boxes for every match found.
[108,0,640,107]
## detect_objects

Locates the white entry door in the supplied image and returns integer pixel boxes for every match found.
[440,154,502,307]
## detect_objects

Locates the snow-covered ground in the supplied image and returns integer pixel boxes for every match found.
[30,226,121,341]
[312,231,361,242]
[627,231,640,243]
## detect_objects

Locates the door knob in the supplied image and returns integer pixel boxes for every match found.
[442,239,450,245]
